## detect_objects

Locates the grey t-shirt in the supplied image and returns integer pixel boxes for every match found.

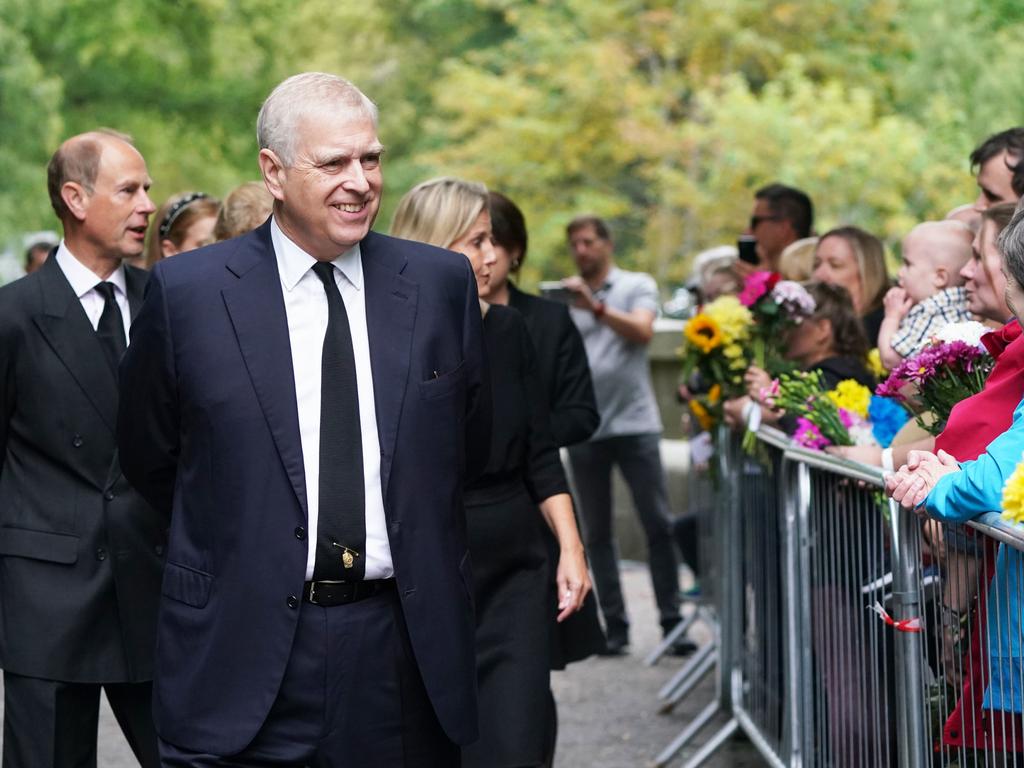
[570,266,662,440]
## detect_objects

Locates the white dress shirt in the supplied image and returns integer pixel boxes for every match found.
[55,241,131,342]
[271,218,393,581]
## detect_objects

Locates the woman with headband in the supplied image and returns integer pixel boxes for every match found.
[144,191,220,268]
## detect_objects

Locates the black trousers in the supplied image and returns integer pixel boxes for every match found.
[2,673,159,768]
[568,433,681,640]
[158,586,458,767]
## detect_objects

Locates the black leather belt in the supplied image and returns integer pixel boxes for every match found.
[303,578,395,607]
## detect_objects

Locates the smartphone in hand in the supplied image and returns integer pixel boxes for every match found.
[539,281,576,304]
[737,235,759,265]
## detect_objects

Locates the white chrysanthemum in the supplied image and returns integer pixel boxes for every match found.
[934,320,989,350]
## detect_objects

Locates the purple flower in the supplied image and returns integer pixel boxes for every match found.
[770,280,816,319]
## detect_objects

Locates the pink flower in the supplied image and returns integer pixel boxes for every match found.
[738,271,781,307]
[794,417,831,451]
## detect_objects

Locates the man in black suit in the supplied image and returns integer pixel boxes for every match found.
[0,130,163,767]
[118,73,489,766]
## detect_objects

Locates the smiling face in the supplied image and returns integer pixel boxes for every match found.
[811,235,864,314]
[259,106,383,260]
[963,218,1011,321]
[450,209,497,297]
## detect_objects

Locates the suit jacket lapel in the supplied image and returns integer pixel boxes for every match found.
[221,223,308,516]
[361,231,417,500]
[33,256,119,432]
[124,264,148,323]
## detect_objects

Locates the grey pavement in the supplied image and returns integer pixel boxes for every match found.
[0,563,765,766]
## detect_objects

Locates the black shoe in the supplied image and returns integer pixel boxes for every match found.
[667,638,698,657]
[599,636,629,657]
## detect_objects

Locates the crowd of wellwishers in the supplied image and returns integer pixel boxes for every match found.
[678,127,1024,758]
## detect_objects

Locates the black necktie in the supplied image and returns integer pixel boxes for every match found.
[94,282,127,377]
[311,262,366,582]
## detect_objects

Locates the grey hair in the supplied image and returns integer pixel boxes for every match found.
[256,72,378,166]
[997,203,1024,289]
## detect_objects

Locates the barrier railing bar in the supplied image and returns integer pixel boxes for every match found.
[888,497,928,767]
[967,512,1024,553]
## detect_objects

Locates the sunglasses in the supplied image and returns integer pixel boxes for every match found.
[749,215,784,229]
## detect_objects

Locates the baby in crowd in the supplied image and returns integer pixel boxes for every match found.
[877,220,975,369]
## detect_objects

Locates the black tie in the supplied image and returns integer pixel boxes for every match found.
[94,282,127,377]
[311,262,366,582]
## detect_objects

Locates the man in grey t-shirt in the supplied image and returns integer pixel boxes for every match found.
[562,216,681,655]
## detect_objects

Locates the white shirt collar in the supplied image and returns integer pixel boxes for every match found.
[270,216,362,292]
[54,240,128,298]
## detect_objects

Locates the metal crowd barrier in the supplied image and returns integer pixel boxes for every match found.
[653,424,1024,767]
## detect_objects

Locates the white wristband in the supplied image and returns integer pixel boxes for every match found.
[881,447,895,472]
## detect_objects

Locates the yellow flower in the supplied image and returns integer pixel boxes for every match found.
[708,384,722,405]
[826,379,871,419]
[866,348,887,379]
[684,314,723,354]
[689,399,715,432]
[722,343,744,359]
[1002,454,1024,524]
[704,296,753,345]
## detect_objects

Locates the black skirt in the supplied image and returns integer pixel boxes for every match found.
[462,484,550,768]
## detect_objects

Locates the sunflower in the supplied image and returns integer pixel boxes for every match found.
[684,314,723,354]
[1002,453,1024,525]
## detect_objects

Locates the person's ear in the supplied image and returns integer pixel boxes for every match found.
[815,317,833,349]
[61,182,90,222]
[933,265,949,289]
[161,238,180,258]
[257,149,287,203]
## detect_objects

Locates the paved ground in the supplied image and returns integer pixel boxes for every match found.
[0,562,765,767]
[551,561,765,767]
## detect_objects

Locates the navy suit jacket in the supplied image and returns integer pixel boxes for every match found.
[118,221,488,754]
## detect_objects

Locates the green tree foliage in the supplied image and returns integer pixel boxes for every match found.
[1,0,1022,289]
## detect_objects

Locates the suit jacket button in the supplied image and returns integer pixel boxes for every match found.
[95,548,107,561]
[72,435,83,448]
[104,490,115,501]
[294,526,306,540]
[155,544,165,556]
[287,595,299,609]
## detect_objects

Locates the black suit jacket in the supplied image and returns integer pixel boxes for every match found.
[508,283,598,447]
[118,223,489,754]
[0,255,164,683]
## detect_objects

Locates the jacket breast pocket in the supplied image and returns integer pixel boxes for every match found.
[0,527,79,564]
[161,561,213,608]
[418,362,465,401]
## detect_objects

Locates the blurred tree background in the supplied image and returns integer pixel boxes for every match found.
[2,0,1022,287]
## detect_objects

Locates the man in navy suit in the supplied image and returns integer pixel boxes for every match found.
[118,72,489,766]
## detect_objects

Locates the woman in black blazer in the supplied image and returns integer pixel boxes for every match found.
[488,191,608,766]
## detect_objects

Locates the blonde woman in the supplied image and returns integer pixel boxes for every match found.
[392,177,591,768]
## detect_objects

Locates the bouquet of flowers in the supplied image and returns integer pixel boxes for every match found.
[738,271,815,374]
[680,295,753,401]
[875,336,994,436]
[769,372,880,450]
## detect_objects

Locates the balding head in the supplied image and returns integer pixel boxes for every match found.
[898,220,974,301]
[47,129,134,222]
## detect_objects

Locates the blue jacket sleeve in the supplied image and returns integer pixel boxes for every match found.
[926,395,1024,521]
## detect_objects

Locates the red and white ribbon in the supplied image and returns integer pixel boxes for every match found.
[868,601,922,633]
